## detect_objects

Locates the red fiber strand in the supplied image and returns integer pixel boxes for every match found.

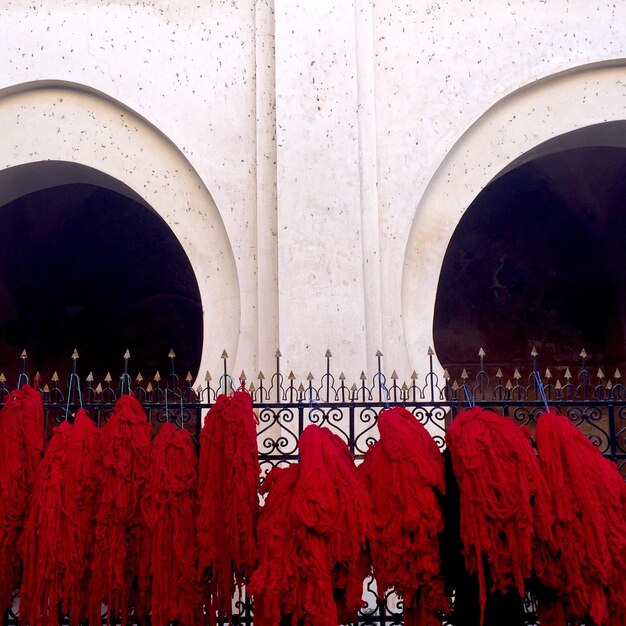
[359,407,447,626]
[445,407,553,625]
[197,390,260,624]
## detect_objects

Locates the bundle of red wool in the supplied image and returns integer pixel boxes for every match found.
[197,390,260,624]
[249,425,374,626]
[0,385,44,611]
[534,409,626,626]
[88,396,151,626]
[359,407,447,626]
[141,422,202,626]
[445,407,553,625]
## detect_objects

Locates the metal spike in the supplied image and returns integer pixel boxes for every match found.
[275,349,282,358]
[0,373,5,383]
[513,369,521,380]
[20,349,27,359]
[443,369,451,380]
[401,382,408,391]
[451,381,459,391]
[258,371,265,380]
[531,346,538,356]
[391,370,398,380]
[186,372,193,382]
[168,348,176,358]
[614,368,621,379]
[221,349,228,359]
[350,383,358,392]
[95,383,103,393]
[146,382,153,392]
[496,368,504,378]
[607,380,613,390]
[288,371,296,380]
[411,370,418,380]
[555,380,562,390]
[375,350,383,357]
[195,385,203,394]
[545,368,552,379]
[478,347,485,357]
[597,368,605,379]
[104,372,112,382]
[325,349,332,358]
[239,370,246,381]
[123,349,131,359]
[205,371,212,382]
[306,372,314,381]
[360,371,367,381]
[461,369,469,380]
[298,383,305,392]
[580,348,588,358]
[427,346,434,356]
[153,371,161,382]
[505,379,513,390]
[339,372,345,381]
[564,368,572,379]
[136,372,143,382]
[72,349,79,359]
[43,384,50,393]
[86,372,94,382]
[248,382,256,392]
[52,372,59,382]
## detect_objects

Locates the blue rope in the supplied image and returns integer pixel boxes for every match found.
[120,372,132,396]
[65,372,83,421]
[379,377,390,409]
[463,384,475,408]
[533,370,550,413]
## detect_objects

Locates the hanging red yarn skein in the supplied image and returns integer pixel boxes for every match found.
[197,390,260,624]
[0,385,44,611]
[141,421,202,626]
[249,425,374,626]
[445,407,553,625]
[359,407,447,626]
[88,395,151,626]
[534,409,626,626]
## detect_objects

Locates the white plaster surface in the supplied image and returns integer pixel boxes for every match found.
[0,1,625,384]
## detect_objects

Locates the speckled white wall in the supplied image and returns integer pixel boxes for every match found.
[0,0,625,383]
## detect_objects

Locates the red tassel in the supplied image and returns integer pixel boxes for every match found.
[197,391,260,623]
[534,410,626,626]
[359,407,447,626]
[141,422,202,626]
[0,385,44,610]
[88,396,151,626]
[445,407,553,625]
[249,425,373,626]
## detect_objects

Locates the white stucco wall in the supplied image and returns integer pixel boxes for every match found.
[1,0,626,384]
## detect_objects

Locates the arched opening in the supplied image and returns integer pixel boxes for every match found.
[433,144,626,370]
[0,164,203,381]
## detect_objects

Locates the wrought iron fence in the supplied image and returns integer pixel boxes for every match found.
[1,346,623,626]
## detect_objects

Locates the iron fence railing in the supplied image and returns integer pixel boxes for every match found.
[0,346,623,626]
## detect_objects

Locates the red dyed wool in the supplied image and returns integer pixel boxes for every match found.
[141,422,202,626]
[359,407,447,626]
[534,410,626,626]
[445,407,553,625]
[249,425,374,626]
[197,390,260,623]
[88,396,151,626]
[0,385,44,611]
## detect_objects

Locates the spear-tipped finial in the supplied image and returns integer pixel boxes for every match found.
[0,374,5,383]
[564,368,572,379]
[597,368,605,379]
[614,368,621,380]
[258,371,265,380]
[186,372,193,382]
[288,371,296,380]
[461,368,469,380]
[168,348,176,358]
[339,372,346,381]
[52,371,59,382]
[306,372,314,381]
[391,370,398,380]
[239,370,246,381]
[545,368,552,379]
[505,380,513,390]
[360,371,367,380]
[375,350,383,357]
[195,385,203,394]
[123,349,131,359]
[136,372,144,382]
[531,346,538,357]
[154,371,161,382]
[221,349,228,359]
[580,348,588,359]
[443,368,451,380]
[555,380,563,390]
[146,382,153,392]
[95,383,103,393]
[496,368,504,378]
[104,372,112,382]
[325,349,332,358]
[478,347,485,357]
[427,346,434,356]
[72,349,79,359]
[86,372,94,382]
[513,369,521,380]
[451,381,459,391]
[275,349,281,358]
[20,349,27,359]
[205,371,212,382]
[410,370,418,380]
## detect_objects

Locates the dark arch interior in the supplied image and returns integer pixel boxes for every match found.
[434,146,626,371]
[0,183,203,382]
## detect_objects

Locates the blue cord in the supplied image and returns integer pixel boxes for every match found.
[533,370,550,413]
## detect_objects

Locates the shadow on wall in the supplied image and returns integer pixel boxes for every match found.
[0,183,203,381]
[434,146,626,369]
